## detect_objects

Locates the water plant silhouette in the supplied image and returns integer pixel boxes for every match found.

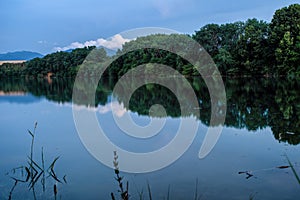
[238,154,300,185]
[285,154,300,185]
[110,151,204,200]
[6,122,66,200]
[111,151,129,200]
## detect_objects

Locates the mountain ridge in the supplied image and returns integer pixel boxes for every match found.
[0,51,44,61]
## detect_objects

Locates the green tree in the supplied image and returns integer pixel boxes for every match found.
[270,3,300,74]
[233,19,270,74]
[275,31,300,75]
[193,24,221,57]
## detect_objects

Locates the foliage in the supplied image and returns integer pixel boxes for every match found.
[191,4,299,76]
[24,46,97,77]
[0,62,26,77]
[7,122,66,200]
[0,4,299,78]
[269,4,300,76]
[0,46,97,78]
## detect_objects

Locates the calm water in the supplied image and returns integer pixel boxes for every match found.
[0,77,299,199]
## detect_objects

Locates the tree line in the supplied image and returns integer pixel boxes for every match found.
[193,3,300,77]
[0,4,299,78]
[0,46,96,78]
[108,3,299,77]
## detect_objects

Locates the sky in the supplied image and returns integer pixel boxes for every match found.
[0,0,299,54]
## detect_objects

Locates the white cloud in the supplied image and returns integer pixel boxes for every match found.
[99,101,127,117]
[65,101,127,117]
[53,34,131,52]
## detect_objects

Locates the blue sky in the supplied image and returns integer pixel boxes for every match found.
[0,0,299,54]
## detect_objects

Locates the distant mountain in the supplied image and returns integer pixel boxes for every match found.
[0,51,43,61]
[0,47,115,62]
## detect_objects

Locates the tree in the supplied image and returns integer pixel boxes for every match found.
[193,24,221,57]
[275,31,300,75]
[270,3,300,74]
[233,19,270,74]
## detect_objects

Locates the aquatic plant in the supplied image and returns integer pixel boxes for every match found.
[111,151,129,200]
[7,122,66,200]
[238,154,300,187]
[109,151,205,200]
[285,154,300,185]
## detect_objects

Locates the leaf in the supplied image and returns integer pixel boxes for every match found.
[10,177,26,183]
[28,130,34,137]
[27,156,43,171]
[277,165,290,169]
[25,167,30,182]
[48,156,60,171]
[27,161,38,174]
[49,172,61,183]
[63,175,67,184]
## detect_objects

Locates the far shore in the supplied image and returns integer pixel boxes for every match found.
[0,91,26,96]
[0,60,26,65]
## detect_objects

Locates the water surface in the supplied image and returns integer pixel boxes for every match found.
[0,77,299,199]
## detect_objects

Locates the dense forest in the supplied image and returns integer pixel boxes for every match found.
[0,4,299,78]
[0,46,96,77]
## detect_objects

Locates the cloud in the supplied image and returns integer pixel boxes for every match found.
[99,101,127,117]
[67,101,127,117]
[54,34,131,52]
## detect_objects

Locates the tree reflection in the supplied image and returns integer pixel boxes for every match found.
[0,76,299,145]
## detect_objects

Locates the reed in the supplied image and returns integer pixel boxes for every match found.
[166,184,170,200]
[147,181,152,200]
[111,151,129,200]
[249,192,257,200]
[110,154,204,200]
[7,122,66,199]
[285,154,300,185]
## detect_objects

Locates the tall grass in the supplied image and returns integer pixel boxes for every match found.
[111,151,129,200]
[166,184,170,200]
[285,154,300,185]
[7,122,66,199]
[146,181,152,200]
[110,159,203,200]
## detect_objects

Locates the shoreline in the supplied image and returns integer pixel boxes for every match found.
[0,60,26,65]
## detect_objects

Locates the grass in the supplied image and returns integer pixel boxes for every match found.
[111,151,129,200]
[146,181,152,200]
[166,184,170,200]
[7,122,66,200]
[285,154,300,185]
[111,152,203,200]
[111,178,202,200]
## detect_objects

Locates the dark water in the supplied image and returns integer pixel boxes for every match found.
[0,77,299,199]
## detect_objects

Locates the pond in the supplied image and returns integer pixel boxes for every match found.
[0,77,299,200]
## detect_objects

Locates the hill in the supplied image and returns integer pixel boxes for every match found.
[0,51,43,61]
